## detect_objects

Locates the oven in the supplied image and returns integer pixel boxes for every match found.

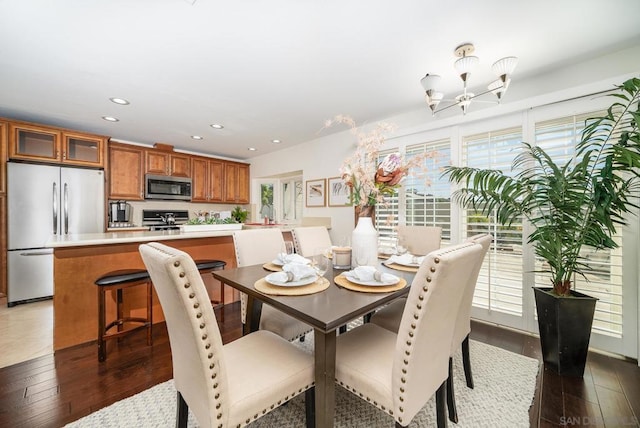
[142,209,189,231]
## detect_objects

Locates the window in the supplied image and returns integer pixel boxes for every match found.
[534,112,624,338]
[375,149,399,247]
[462,127,524,317]
[405,139,452,242]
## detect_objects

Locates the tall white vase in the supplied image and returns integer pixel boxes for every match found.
[351,216,378,267]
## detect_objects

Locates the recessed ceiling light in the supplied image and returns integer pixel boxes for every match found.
[109,97,130,105]
[102,116,119,122]
[191,135,203,140]
[271,139,281,144]
[210,124,224,129]
[248,147,257,151]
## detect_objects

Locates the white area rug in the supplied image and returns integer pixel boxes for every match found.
[66,336,539,427]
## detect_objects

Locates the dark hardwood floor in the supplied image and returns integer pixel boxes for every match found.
[0,303,638,427]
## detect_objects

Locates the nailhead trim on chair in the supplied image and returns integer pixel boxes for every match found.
[167,256,225,425]
[161,248,316,428]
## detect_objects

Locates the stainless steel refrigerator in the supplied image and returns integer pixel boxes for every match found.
[7,162,105,306]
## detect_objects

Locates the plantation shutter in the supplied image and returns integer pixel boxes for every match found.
[534,112,624,339]
[404,139,452,243]
[374,149,399,242]
[462,127,524,317]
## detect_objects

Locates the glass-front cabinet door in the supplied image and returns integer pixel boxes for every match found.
[62,132,104,166]
[9,123,61,162]
[9,123,105,167]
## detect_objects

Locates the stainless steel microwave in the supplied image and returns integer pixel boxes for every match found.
[145,174,192,201]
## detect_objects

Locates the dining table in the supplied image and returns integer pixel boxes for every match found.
[212,260,417,428]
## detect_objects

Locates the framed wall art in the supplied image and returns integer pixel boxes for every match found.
[327,176,352,207]
[305,178,326,207]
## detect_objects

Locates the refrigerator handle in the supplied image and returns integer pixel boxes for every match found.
[53,182,58,235]
[64,182,69,234]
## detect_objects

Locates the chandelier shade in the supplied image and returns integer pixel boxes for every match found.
[420,43,517,116]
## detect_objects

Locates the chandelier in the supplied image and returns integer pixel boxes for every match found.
[420,43,518,115]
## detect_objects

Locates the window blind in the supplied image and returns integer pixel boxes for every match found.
[462,127,524,316]
[404,139,452,242]
[534,111,624,338]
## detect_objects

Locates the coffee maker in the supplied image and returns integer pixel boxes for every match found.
[109,200,131,227]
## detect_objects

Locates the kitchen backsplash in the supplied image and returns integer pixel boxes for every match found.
[115,200,250,227]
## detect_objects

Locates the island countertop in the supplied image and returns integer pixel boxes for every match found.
[46,225,296,248]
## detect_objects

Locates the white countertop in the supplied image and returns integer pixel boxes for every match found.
[46,229,239,248]
[45,224,298,248]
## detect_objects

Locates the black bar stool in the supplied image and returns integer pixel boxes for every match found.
[195,260,227,321]
[95,269,153,362]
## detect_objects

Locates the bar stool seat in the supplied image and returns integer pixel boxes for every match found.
[195,259,227,320]
[95,269,153,362]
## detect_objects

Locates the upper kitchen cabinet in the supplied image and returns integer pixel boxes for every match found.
[109,142,144,200]
[8,121,106,168]
[145,149,191,177]
[191,156,224,203]
[0,121,6,195]
[224,161,250,203]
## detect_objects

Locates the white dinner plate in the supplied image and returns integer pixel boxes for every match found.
[265,272,318,287]
[271,256,311,266]
[387,255,422,267]
[343,272,399,286]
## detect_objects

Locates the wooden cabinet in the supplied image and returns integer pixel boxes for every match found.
[0,121,6,195]
[191,156,224,203]
[224,161,250,203]
[108,143,144,200]
[0,195,5,298]
[145,150,190,177]
[8,122,105,168]
[107,142,250,204]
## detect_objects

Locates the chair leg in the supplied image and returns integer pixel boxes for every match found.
[305,387,315,428]
[462,334,473,388]
[176,391,188,428]
[436,380,448,428]
[446,357,458,423]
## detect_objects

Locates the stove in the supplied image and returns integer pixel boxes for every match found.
[142,209,189,231]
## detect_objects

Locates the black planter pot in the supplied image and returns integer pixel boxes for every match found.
[533,287,598,377]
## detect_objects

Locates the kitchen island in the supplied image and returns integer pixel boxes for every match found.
[48,229,246,351]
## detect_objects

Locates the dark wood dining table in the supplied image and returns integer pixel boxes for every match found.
[212,262,415,428]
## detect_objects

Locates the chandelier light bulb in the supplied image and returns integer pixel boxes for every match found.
[420,74,441,92]
[454,55,479,82]
[492,56,519,82]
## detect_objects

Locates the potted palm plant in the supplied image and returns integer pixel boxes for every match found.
[444,77,640,376]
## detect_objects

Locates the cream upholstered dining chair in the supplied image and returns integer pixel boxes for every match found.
[138,242,315,428]
[396,225,442,256]
[334,242,485,428]
[291,226,332,257]
[370,233,493,423]
[232,229,312,341]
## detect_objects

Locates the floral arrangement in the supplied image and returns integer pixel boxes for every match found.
[325,115,432,210]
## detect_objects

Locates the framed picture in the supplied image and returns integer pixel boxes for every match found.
[305,179,326,207]
[327,176,352,207]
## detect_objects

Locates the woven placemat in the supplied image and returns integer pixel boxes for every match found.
[254,276,330,296]
[262,262,283,272]
[334,274,407,293]
[383,262,419,273]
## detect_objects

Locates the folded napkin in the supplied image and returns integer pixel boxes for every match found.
[388,253,425,266]
[347,266,398,283]
[274,253,310,265]
[268,263,317,283]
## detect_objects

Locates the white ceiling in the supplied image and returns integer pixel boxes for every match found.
[1,0,639,160]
